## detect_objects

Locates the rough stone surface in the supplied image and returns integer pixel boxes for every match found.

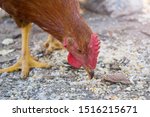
[2,38,14,45]
[0,5,150,100]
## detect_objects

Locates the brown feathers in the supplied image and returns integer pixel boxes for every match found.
[0,0,81,41]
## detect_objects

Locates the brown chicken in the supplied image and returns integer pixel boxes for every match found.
[0,0,100,79]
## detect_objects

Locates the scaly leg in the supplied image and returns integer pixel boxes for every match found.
[43,35,63,54]
[0,23,50,78]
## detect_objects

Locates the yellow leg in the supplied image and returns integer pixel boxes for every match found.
[0,23,50,78]
[43,35,63,54]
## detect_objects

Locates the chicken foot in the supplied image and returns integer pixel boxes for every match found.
[0,23,50,78]
[43,35,64,54]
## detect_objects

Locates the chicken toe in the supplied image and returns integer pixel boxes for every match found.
[0,56,50,78]
[43,35,64,55]
[0,23,50,78]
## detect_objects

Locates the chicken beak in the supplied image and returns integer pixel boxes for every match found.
[85,67,94,79]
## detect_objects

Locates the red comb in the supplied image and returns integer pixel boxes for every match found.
[88,33,100,69]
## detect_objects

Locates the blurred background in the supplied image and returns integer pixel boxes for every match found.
[0,0,150,17]
[80,0,150,17]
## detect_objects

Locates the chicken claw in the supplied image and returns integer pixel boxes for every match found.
[0,23,50,78]
[43,35,63,55]
[0,56,50,78]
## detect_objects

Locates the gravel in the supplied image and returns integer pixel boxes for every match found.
[0,8,150,100]
[2,38,14,45]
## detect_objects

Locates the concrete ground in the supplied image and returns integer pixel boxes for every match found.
[0,7,150,100]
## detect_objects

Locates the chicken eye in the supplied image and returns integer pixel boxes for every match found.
[77,49,82,53]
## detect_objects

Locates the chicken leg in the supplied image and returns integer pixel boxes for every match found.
[0,23,50,78]
[43,35,63,54]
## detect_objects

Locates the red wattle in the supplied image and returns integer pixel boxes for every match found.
[67,53,82,68]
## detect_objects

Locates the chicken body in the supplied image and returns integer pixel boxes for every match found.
[1,0,92,41]
[0,0,100,78]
